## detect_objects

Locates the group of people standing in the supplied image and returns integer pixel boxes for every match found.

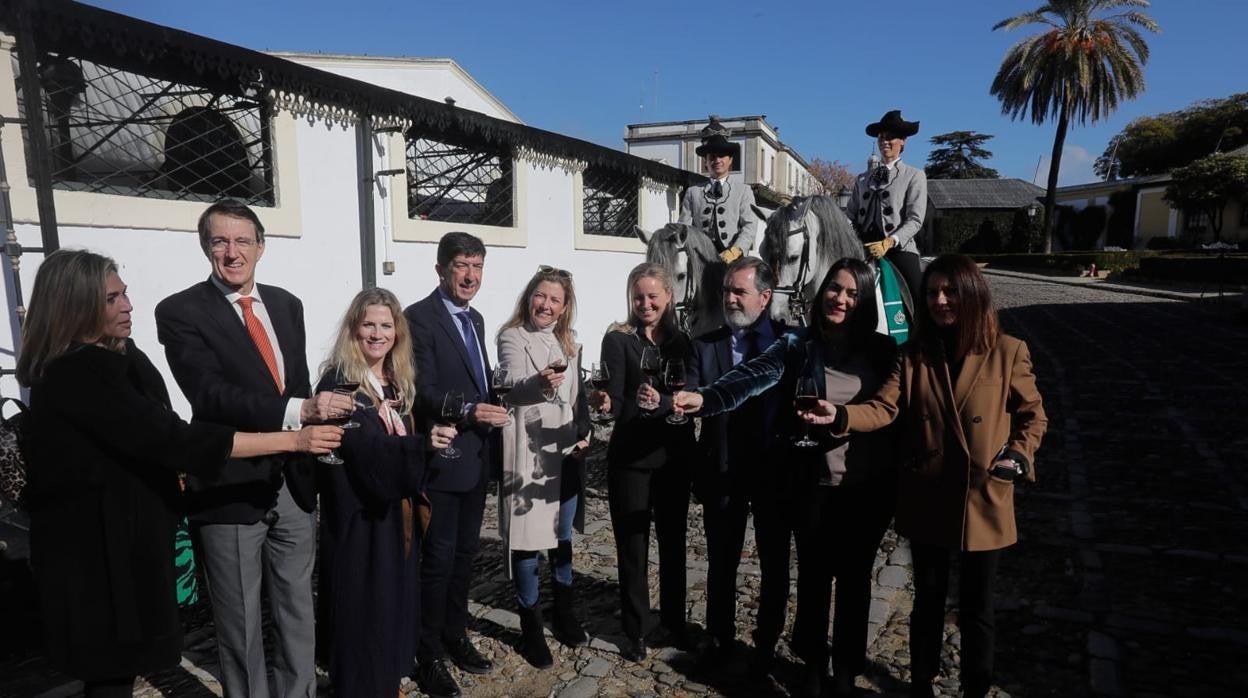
[14,108,1046,698]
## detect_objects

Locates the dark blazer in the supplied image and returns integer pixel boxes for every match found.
[601,327,695,471]
[689,319,787,495]
[155,278,314,523]
[404,289,498,493]
[23,341,234,680]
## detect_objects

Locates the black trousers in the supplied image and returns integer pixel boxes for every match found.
[886,248,923,305]
[418,483,486,660]
[792,476,895,676]
[703,483,794,652]
[909,543,1002,696]
[608,462,690,641]
[83,677,136,698]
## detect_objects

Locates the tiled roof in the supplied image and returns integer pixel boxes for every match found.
[927,178,1045,209]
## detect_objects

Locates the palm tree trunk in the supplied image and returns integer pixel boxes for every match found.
[1043,103,1071,254]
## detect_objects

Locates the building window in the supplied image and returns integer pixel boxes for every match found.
[1184,209,1209,234]
[406,129,513,227]
[582,166,639,237]
[14,52,275,206]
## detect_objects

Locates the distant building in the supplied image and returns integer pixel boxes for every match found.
[922,178,1045,253]
[624,115,821,206]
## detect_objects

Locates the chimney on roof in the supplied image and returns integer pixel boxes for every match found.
[444,97,456,107]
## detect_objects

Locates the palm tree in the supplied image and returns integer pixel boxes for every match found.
[991,1,1159,252]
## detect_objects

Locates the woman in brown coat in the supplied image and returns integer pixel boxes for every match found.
[802,254,1046,698]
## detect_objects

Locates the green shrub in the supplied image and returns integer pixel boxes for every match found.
[933,210,1040,254]
[1136,254,1248,284]
[972,251,1154,274]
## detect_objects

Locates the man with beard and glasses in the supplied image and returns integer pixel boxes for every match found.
[685,256,791,693]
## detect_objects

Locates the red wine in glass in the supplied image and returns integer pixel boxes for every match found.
[548,360,569,374]
[793,375,819,447]
[663,359,688,424]
[439,392,464,459]
[795,395,820,411]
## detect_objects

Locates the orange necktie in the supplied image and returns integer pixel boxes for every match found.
[237,297,283,393]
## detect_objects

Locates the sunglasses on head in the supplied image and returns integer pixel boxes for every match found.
[539,265,572,279]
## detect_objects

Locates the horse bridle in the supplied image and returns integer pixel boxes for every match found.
[771,197,813,326]
[670,239,698,333]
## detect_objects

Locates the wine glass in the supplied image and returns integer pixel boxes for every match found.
[663,359,689,425]
[317,381,362,464]
[491,365,515,427]
[588,361,611,422]
[545,345,570,406]
[440,391,464,460]
[793,374,820,448]
[638,345,662,411]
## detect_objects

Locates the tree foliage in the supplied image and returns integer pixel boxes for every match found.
[1094,92,1248,178]
[991,0,1159,252]
[1163,152,1248,241]
[807,157,855,194]
[924,131,1001,179]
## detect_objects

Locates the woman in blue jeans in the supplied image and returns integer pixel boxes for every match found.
[495,266,591,668]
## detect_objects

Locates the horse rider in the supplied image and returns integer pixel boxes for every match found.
[680,121,757,264]
[846,110,927,297]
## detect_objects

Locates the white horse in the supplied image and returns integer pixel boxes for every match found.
[635,222,725,338]
[756,195,914,339]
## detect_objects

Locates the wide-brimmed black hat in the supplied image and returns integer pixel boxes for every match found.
[696,133,740,159]
[865,110,920,138]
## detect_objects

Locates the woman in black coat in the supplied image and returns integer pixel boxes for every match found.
[593,261,695,662]
[15,250,341,697]
[314,288,453,698]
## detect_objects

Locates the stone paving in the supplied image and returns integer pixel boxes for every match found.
[2,272,1246,697]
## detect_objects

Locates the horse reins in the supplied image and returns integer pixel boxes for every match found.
[771,198,813,326]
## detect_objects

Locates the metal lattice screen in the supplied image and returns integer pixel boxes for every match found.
[582,166,638,237]
[13,51,275,206]
[406,131,513,227]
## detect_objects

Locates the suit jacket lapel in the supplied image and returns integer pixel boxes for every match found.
[929,350,970,455]
[431,293,486,393]
[198,279,278,393]
[261,284,301,395]
[715,333,733,378]
[953,351,989,413]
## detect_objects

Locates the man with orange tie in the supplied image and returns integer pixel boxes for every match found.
[156,199,350,698]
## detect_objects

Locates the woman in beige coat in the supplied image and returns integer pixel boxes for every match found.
[803,254,1046,698]
[495,266,591,669]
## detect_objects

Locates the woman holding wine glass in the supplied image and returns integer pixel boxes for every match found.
[16,250,343,698]
[494,266,592,668]
[673,258,900,697]
[314,288,455,698]
[597,261,695,662]
[797,255,1047,698]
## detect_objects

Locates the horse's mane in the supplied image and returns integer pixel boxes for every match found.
[646,222,718,275]
[759,202,793,272]
[807,195,864,270]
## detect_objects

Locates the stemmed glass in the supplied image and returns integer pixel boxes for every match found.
[793,374,820,448]
[491,365,515,427]
[638,346,662,411]
[545,345,570,406]
[588,361,611,422]
[663,359,689,424]
[318,381,362,465]
[439,391,465,460]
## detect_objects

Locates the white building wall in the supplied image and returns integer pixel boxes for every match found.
[0,61,674,416]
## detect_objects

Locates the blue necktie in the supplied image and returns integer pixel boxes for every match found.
[456,311,487,395]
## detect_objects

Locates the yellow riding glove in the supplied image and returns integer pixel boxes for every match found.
[718,246,743,263]
[865,237,896,259]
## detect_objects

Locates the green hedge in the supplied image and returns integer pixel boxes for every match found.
[932,210,1044,254]
[1135,254,1248,284]
[973,251,1154,274]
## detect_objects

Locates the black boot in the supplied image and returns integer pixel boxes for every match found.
[550,583,588,647]
[516,604,553,669]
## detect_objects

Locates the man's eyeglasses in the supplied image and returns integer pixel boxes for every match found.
[538,265,572,279]
[209,237,258,252]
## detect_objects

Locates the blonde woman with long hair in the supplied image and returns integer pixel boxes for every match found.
[494,266,591,668]
[597,261,695,662]
[17,249,340,697]
[315,287,453,698]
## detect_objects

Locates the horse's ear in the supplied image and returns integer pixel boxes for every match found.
[675,227,688,245]
[634,225,652,245]
[798,195,814,218]
[750,204,768,221]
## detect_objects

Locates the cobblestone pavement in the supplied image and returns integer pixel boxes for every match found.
[2,274,1245,697]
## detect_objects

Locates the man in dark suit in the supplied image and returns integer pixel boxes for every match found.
[404,232,509,698]
[155,199,350,698]
[689,256,791,688]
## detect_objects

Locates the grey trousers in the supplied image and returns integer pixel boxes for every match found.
[196,482,317,698]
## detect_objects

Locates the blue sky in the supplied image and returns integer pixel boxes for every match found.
[88,0,1246,186]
